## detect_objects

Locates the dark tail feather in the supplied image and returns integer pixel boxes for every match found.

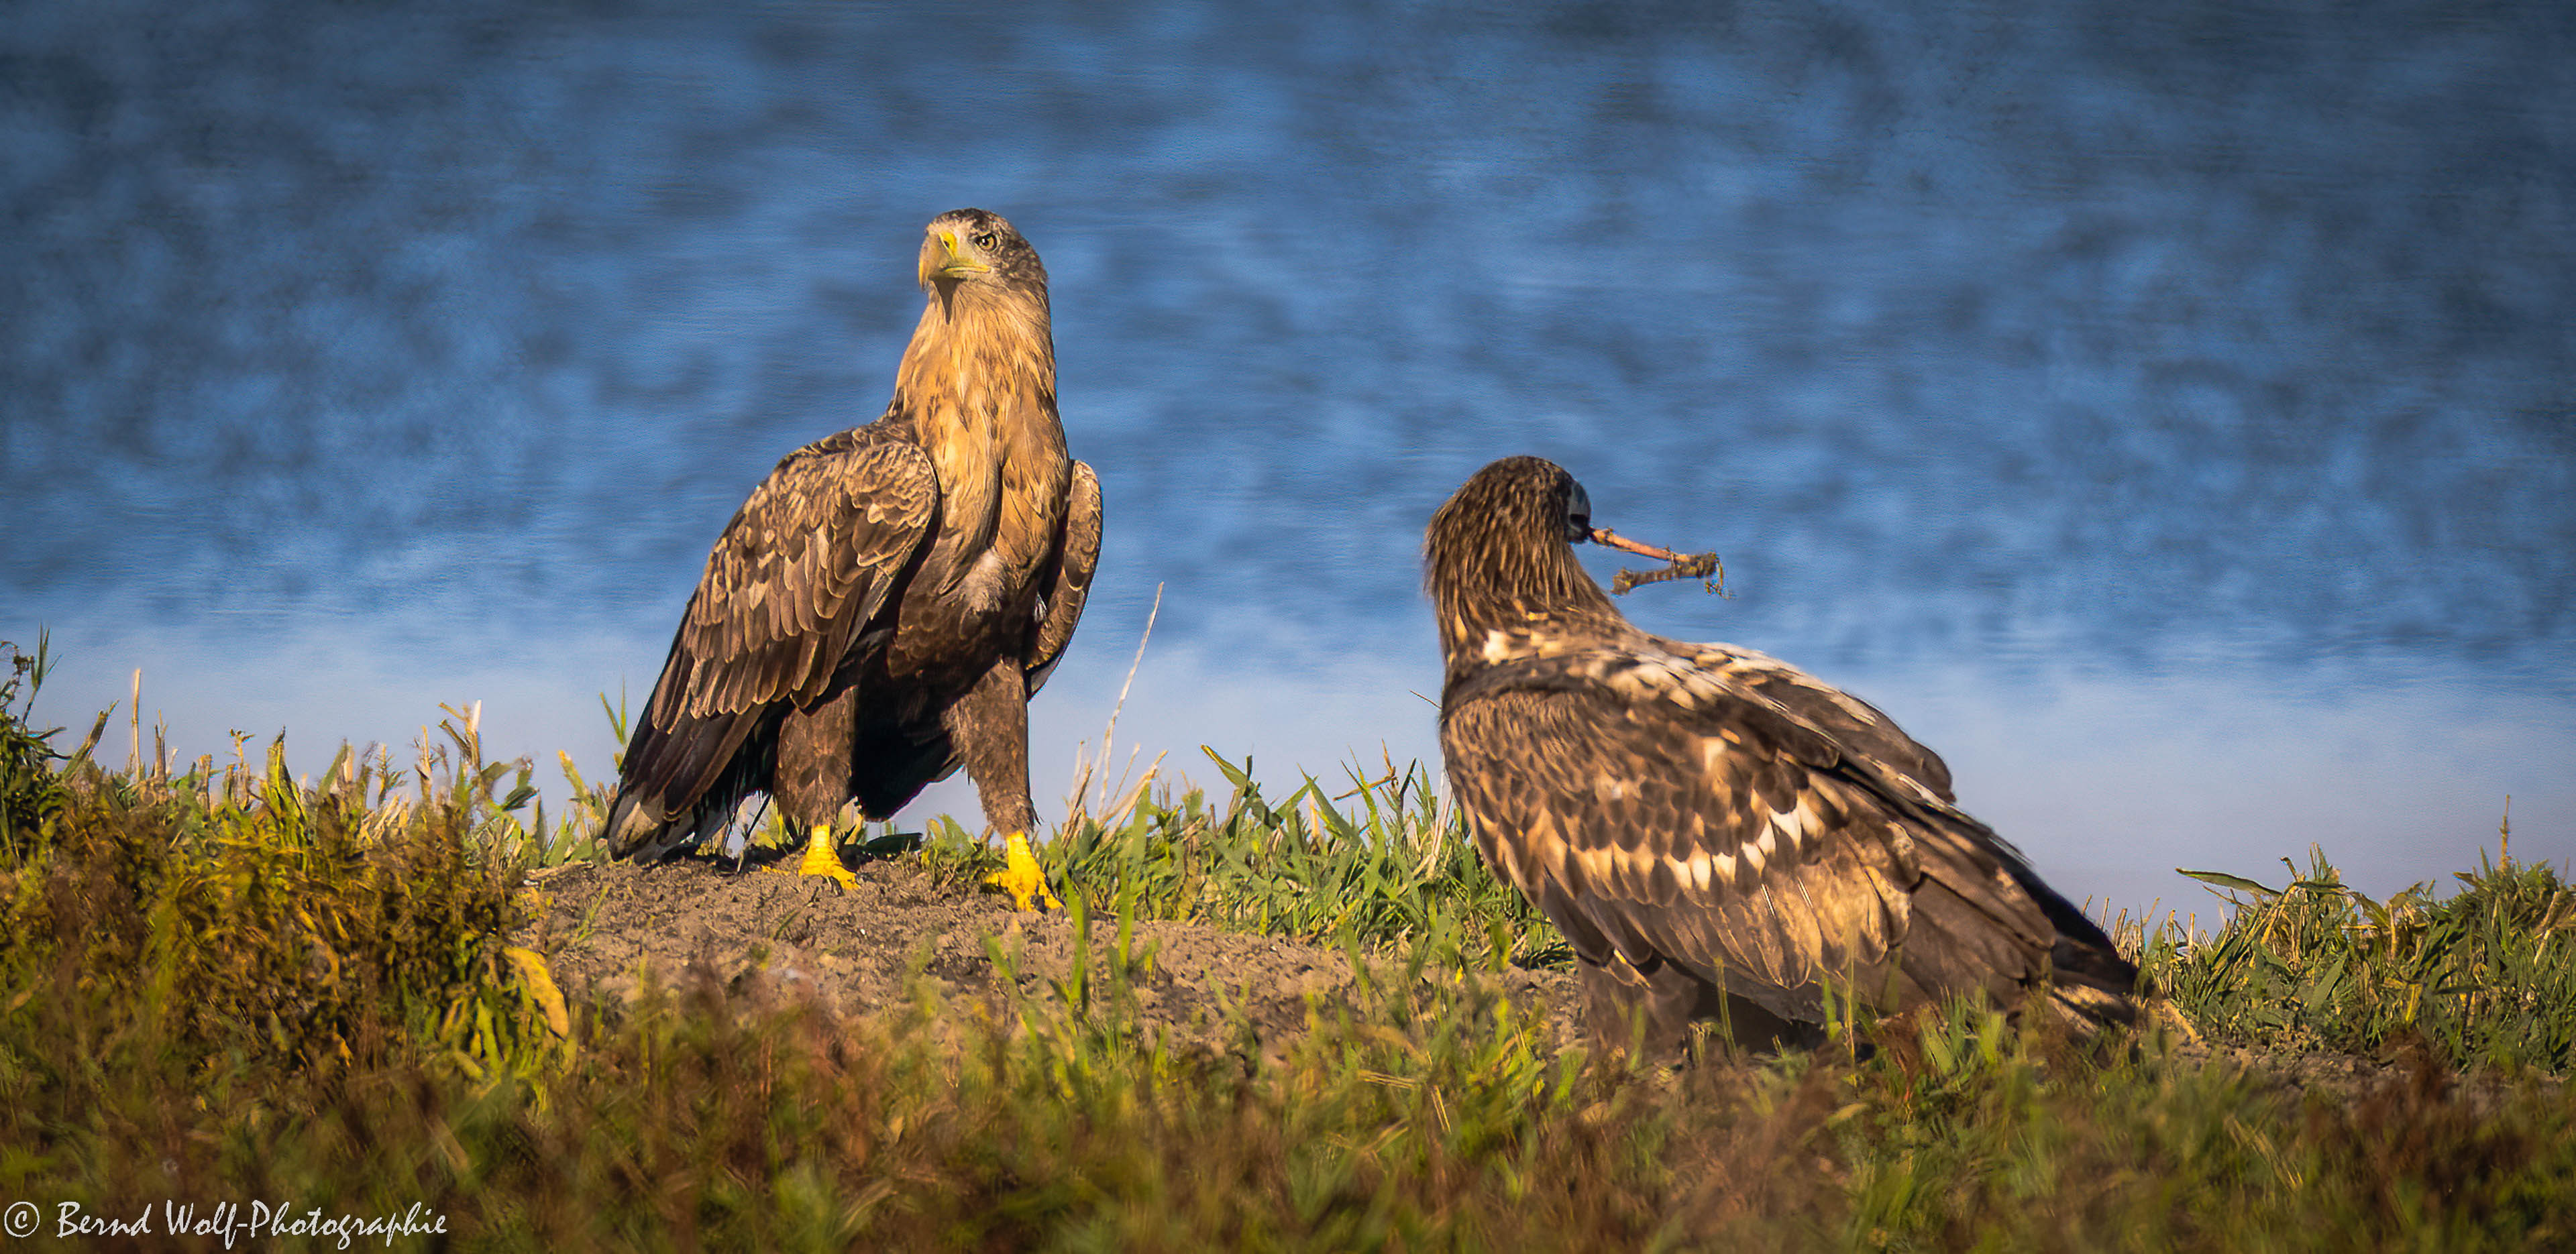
[604,784,732,862]
[2019,876,2140,1032]
[1903,839,2139,1034]
[605,707,775,862]
[2047,974,2139,1032]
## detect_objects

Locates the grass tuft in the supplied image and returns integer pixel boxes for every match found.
[2134,843,2576,1074]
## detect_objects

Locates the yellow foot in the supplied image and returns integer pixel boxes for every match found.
[983,830,1061,912]
[767,825,858,890]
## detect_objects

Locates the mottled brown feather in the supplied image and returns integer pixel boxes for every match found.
[1026,461,1102,696]
[1429,456,2133,1047]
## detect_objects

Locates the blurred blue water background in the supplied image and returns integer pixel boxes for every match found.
[5,0,2570,912]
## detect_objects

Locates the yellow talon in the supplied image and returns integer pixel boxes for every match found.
[983,830,1061,912]
[773,823,858,889]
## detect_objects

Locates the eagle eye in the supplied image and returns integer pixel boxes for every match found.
[971,231,998,249]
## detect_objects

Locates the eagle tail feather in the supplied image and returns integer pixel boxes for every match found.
[2046,978,2141,1033]
[606,707,773,862]
[2000,858,2141,1019]
[603,784,735,863]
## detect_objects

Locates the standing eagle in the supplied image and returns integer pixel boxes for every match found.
[604,209,1099,911]
[1428,457,2133,1051]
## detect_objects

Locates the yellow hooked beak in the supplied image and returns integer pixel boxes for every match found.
[919,229,990,287]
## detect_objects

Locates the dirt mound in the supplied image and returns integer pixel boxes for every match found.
[519,856,2538,1106]
[517,854,1587,1058]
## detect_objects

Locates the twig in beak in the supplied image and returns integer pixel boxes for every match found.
[1592,528,1727,597]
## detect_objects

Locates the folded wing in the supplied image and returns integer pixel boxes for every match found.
[608,428,938,852]
[1441,646,2115,1025]
[1025,459,1102,696]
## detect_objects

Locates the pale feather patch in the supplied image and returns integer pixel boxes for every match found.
[1699,737,1729,773]
[1768,796,1822,856]
[959,548,1009,614]
[1697,736,1742,811]
[1682,850,1715,892]
[1604,664,1654,701]
[1603,652,1716,711]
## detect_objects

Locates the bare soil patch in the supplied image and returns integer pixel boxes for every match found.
[517,852,1586,1058]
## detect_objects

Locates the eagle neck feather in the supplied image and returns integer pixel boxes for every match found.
[891,278,1066,566]
[1428,527,1627,687]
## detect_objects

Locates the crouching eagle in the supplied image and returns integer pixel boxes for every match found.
[1427,457,2133,1050]
[604,209,1101,910]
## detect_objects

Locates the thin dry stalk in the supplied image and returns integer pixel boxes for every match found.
[1065,582,1166,832]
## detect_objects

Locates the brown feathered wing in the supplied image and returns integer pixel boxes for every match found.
[1026,460,1102,697]
[607,426,938,858]
[1440,641,2129,1027]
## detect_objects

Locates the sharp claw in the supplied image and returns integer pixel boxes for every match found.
[983,830,1061,912]
[769,825,858,890]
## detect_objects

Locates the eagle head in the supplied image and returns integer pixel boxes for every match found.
[919,208,1049,294]
[1426,456,1716,672]
[1425,457,1623,659]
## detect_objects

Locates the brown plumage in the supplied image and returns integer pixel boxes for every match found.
[604,209,1101,882]
[1428,456,2133,1051]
